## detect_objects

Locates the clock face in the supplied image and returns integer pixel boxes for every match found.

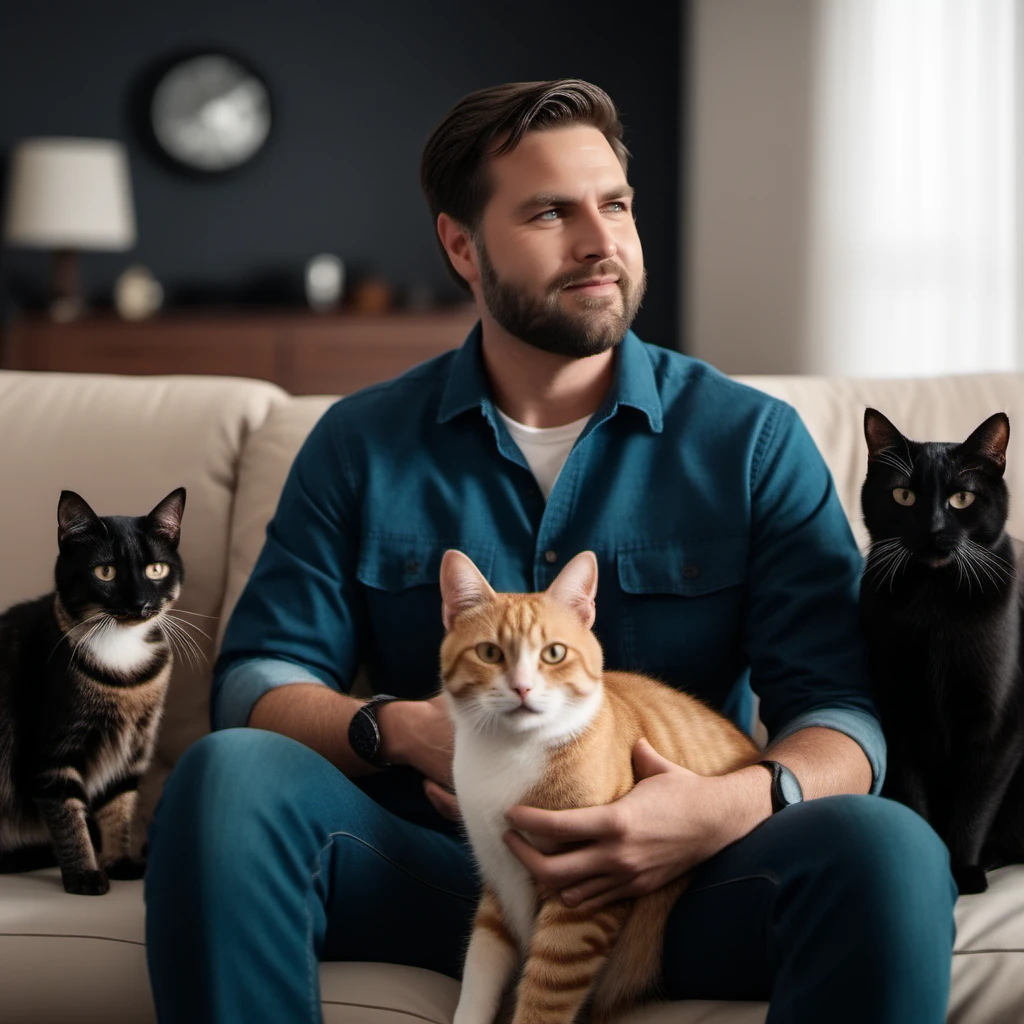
[150,53,272,173]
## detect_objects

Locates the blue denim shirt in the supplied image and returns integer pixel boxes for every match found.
[213,325,885,793]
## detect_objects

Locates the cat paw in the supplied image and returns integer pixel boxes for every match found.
[105,856,146,881]
[953,864,988,895]
[61,868,110,896]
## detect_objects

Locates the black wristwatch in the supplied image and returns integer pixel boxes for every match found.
[758,760,804,814]
[348,694,400,768]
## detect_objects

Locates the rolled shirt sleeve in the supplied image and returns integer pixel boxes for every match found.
[744,401,886,794]
[211,405,365,730]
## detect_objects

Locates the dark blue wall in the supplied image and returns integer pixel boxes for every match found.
[0,1,683,347]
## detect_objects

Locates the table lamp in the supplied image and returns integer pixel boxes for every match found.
[2,137,136,321]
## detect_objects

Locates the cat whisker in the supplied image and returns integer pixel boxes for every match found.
[168,608,219,621]
[47,611,108,663]
[161,615,207,673]
[163,612,213,643]
[960,543,1009,593]
[966,540,1017,580]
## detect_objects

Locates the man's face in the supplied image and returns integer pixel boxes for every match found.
[472,125,646,358]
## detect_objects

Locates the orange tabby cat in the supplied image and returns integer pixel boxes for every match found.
[440,549,760,1024]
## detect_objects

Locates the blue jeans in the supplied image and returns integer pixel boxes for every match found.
[145,729,957,1023]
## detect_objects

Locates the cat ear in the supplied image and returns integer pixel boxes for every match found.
[961,413,1010,476]
[545,551,598,630]
[864,408,910,463]
[440,549,496,630]
[57,491,103,544]
[146,488,187,546]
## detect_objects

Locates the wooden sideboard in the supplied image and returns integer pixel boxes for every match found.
[0,308,481,395]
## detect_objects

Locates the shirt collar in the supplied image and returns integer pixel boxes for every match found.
[436,321,663,434]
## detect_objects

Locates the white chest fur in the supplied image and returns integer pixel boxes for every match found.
[453,726,548,950]
[85,620,157,676]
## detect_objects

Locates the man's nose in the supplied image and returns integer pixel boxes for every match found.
[571,207,618,263]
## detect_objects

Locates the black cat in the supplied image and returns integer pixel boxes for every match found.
[860,408,1024,894]
[0,488,187,895]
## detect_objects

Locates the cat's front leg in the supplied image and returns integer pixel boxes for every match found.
[95,785,146,879]
[512,897,630,1024]
[32,768,108,896]
[454,886,520,1024]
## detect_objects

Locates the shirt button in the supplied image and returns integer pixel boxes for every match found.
[405,559,420,574]
[682,565,700,579]
[544,550,558,564]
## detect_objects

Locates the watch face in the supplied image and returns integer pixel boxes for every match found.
[779,766,803,806]
[349,707,379,763]
[149,52,272,173]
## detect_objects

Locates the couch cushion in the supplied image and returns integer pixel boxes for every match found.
[734,373,1024,551]
[2,864,1022,1022]
[0,370,288,836]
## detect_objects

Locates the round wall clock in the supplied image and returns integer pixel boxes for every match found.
[147,51,273,174]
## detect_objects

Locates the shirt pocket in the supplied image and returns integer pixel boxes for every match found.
[355,534,496,697]
[613,537,748,684]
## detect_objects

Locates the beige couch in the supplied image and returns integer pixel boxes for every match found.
[2,364,1024,1024]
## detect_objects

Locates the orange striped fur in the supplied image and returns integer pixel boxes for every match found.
[440,550,759,1024]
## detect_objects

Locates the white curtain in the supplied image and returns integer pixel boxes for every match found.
[806,0,1018,377]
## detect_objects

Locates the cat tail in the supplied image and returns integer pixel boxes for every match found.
[589,876,687,1024]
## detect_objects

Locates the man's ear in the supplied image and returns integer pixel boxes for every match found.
[440,549,496,630]
[437,213,480,288]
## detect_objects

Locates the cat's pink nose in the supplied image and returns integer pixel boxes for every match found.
[512,683,532,702]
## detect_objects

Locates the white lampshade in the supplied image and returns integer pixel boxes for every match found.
[3,137,136,251]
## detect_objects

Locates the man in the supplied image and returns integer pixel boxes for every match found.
[145,79,956,1023]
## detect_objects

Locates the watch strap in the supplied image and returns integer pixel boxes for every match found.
[351,694,399,768]
[757,759,801,814]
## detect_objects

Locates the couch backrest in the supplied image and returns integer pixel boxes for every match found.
[735,372,1024,550]
[0,370,288,833]
[6,366,1024,827]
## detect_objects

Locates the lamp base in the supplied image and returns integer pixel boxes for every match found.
[50,249,83,322]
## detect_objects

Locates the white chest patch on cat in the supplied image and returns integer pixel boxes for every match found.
[85,620,156,676]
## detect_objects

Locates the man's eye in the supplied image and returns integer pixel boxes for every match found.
[536,209,560,221]
[607,201,628,213]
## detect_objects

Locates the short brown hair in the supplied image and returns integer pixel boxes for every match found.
[420,79,630,292]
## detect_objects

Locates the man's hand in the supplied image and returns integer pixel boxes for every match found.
[377,695,461,821]
[503,738,768,911]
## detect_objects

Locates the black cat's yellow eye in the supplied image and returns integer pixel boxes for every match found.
[949,491,976,510]
[146,562,170,580]
[475,642,504,664]
[892,488,916,507]
[93,565,116,581]
[541,643,567,664]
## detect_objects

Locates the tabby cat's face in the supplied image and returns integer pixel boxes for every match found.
[54,488,186,625]
[439,551,604,739]
[861,409,1010,586]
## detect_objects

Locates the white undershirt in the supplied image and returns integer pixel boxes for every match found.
[496,408,592,500]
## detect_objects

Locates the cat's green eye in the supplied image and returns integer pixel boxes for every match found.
[146,562,170,580]
[475,642,504,664]
[93,565,116,582]
[541,643,567,664]
[949,491,976,510]
[892,488,916,507]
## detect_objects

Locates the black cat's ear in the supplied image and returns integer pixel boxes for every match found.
[961,413,1010,476]
[864,408,910,464]
[57,491,103,544]
[147,487,187,546]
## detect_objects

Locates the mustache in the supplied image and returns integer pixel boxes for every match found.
[550,260,628,292]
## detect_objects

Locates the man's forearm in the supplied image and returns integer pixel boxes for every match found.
[712,726,874,853]
[248,683,380,777]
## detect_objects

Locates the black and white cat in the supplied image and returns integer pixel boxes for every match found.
[0,488,187,895]
[860,408,1024,894]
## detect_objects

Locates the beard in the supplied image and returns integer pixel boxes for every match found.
[476,244,647,359]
